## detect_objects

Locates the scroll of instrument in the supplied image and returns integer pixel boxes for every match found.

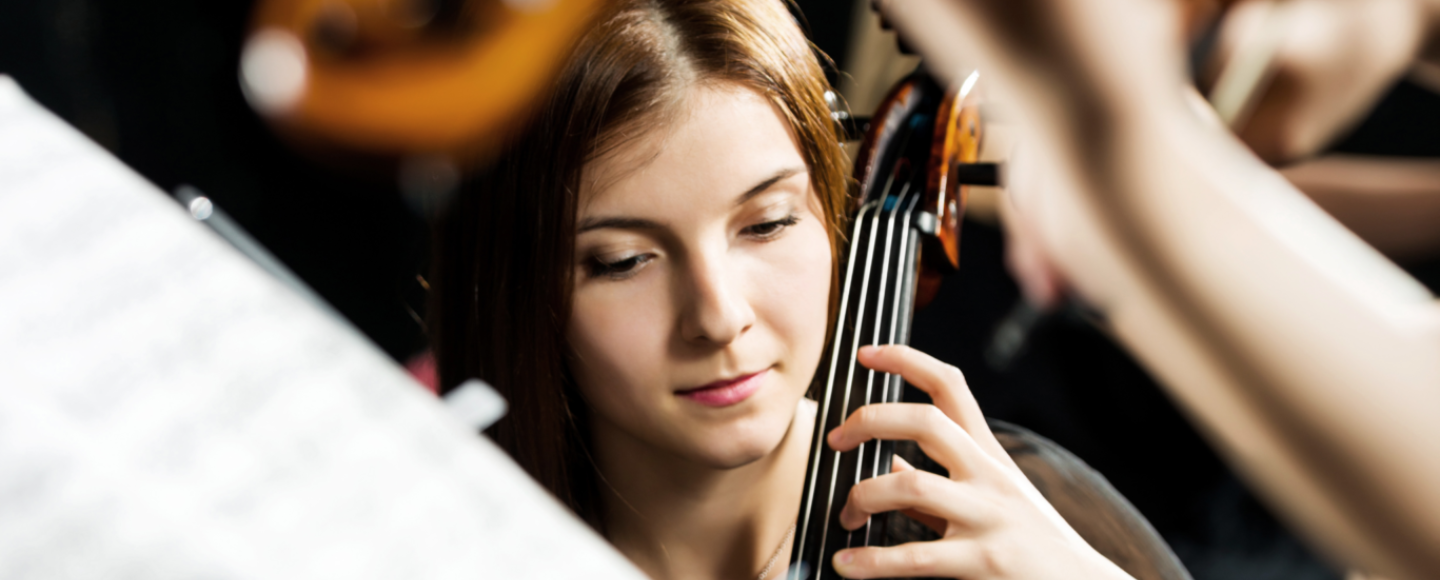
[787,68,995,580]
[240,0,601,163]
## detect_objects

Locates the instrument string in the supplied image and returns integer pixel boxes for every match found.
[816,197,885,578]
[856,178,913,547]
[792,85,922,579]
[863,187,922,548]
[847,117,921,550]
[792,201,874,580]
[888,191,922,399]
[816,124,919,577]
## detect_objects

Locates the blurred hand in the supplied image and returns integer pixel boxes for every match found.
[998,145,1067,311]
[1211,0,1439,164]
[874,0,1195,315]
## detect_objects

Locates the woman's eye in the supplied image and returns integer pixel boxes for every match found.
[743,214,800,240]
[587,253,653,280]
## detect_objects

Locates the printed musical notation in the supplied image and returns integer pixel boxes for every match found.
[0,76,642,580]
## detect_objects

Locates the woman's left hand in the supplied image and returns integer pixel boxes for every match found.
[825,344,1133,580]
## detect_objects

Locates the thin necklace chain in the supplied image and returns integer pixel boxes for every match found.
[756,523,797,580]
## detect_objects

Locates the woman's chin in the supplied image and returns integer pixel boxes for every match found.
[681,414,796,469]
[694,441,775,469]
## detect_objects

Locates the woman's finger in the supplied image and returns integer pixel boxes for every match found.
[856,345,983,432]
[857,344,1009,463]
[888,456,949,534]
[827,403,989,478]
[839,469,993,531]
[833,540,986,580]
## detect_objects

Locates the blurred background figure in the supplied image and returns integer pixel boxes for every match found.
[2,0,1436,579]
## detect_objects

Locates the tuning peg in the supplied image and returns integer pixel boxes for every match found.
[951,162,1002,187]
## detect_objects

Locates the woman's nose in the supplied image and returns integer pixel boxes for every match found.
[679,253,755,346]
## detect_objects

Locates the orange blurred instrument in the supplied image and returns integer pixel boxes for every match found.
[242,0,602,162]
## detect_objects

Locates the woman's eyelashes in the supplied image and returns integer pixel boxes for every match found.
[581,213,798,280]
[741,213,800,240]
[587,252,654,280]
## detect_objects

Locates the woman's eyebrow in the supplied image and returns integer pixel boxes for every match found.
[579,167,806,232]
[577,216,664,233]
[735,166,806,206]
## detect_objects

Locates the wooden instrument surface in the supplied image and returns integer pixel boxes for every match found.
[246,0,601,159]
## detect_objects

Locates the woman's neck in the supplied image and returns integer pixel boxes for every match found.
[592,398,816,580]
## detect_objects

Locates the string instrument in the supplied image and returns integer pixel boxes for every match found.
[787,68,989,580]
[243,0,601,162]
[788,4,1248,573]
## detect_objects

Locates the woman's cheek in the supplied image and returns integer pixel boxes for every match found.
[758,221,833,366]
[567,279,672,411]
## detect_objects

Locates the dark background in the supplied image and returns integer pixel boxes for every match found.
[3,1,1437,578]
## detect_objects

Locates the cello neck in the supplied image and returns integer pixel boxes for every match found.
[788,67,983,580]
[788,103,931,580]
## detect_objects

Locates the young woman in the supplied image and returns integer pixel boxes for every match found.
[430,1,1133,578]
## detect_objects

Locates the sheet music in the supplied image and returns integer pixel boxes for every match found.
[0,76,644,580]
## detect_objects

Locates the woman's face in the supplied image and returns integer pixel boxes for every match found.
[568,83,832,469]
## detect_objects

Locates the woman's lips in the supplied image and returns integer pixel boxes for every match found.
[677,369,768,407]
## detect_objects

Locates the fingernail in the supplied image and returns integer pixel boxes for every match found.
[837,550,854,565]
[827,427,843,446]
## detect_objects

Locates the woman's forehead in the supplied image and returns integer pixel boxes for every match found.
[578,83,807,219]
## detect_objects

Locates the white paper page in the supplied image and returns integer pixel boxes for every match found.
[0,76,645,580]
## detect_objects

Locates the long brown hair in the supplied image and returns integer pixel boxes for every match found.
[429,0,849,531]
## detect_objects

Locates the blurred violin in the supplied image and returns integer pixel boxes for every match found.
[242,0,601,162]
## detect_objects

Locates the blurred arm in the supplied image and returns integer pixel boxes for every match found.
[1281,155,1440,260]
[1210,0,1440,163]
[1090,94,1440,580]
[881,0,1440,578]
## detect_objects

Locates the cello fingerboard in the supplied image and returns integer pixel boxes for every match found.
[788,174,927,580]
